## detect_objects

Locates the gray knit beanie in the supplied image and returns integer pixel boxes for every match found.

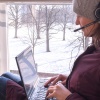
[73,0,100,21]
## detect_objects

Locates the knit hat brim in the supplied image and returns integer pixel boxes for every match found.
[73,0,100,21]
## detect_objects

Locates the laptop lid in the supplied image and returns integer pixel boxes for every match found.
[15,46,39,99]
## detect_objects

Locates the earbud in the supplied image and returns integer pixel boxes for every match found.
[95,2,100,19]
[95,8,100,19]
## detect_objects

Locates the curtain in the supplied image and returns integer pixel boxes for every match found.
[0,3,8,75]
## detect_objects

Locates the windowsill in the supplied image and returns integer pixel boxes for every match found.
[10,70,60,78]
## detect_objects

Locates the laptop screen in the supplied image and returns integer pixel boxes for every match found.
[15,46,38,98]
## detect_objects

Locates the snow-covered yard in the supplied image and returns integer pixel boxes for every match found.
[8,26,83,75]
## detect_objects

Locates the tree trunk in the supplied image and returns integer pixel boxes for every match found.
[14,6,18,38]
[46,28,50,52]
[63,14,66,41]
[46,6,50,52]
[37,26,40,39]
[37,6,41,39]
[14,20,18,38]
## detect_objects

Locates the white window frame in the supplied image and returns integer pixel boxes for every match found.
[0,3,8,75]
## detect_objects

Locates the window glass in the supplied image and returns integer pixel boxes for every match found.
[8,3,86,76]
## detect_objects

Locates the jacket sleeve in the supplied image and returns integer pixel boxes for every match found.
[66,93,86,100]
[6,80,27,100]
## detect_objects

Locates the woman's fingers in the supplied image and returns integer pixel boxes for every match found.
[46,84,61,99]
[46,83,72,100]
[61,80,66,86]
[44,74,67,87]
[50,77,59,85]
[51,74,64,85]
[46,91,55,99]
[46,86,55,97]
[44,76,57,87]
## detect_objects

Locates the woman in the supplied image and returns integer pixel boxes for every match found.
[44,0,100,100]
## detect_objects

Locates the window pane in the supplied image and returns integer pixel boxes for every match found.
[8,3,84,77]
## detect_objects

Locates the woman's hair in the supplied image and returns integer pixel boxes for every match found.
[92,24,100,47]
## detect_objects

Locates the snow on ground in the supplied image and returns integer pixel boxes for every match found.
[8,26,83,75]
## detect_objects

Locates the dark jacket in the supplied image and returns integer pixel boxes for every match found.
[0,72,27,100]
[66,45,100,100]
[0,76,10,100]
[6,80,27,100]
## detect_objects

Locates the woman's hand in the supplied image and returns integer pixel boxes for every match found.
[46,83,71,100]
[44,74,67,87]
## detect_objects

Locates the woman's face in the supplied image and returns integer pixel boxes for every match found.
[75,15,99,37]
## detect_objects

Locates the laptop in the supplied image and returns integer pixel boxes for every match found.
[15,46,57,100]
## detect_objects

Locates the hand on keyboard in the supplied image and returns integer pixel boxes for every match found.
[44,74,67,88]
[46,83,72,100]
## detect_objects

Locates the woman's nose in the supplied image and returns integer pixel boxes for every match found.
[75,16,80,25]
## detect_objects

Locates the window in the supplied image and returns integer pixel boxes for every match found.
[0,0,87,77]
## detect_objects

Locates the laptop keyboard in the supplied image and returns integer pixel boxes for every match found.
[35,86,47,100]
[30,79,57,100]
[33,79,48,100]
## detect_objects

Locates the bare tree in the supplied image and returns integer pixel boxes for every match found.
[20,5,37,59]
[36,5,42,39]
[56,4,76,41]
[28,5,46,39]
[44,5,60,52]
[8,5,23,38]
